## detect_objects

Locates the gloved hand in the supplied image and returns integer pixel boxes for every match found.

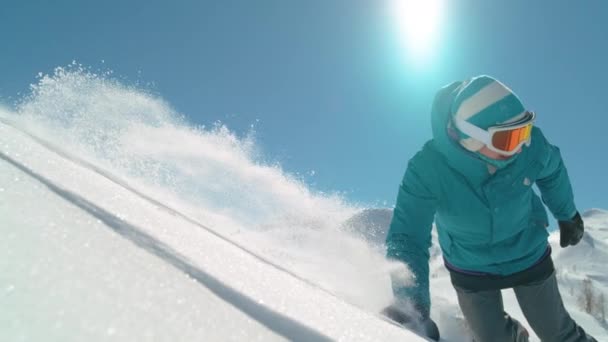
[381,303,440,341]
[559,211,584,248]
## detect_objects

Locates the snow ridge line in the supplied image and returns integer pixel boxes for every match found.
[0,117,344,304]
[0,150,333,342]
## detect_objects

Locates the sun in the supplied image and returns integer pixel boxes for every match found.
[391,0,444,61]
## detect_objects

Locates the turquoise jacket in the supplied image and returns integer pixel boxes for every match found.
[386,81,577,315]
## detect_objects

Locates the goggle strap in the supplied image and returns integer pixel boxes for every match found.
[453,118,492,146]
[491,111,535,130]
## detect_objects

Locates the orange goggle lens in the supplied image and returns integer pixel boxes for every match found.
[491,123,533,152]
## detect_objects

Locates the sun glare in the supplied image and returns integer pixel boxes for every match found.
[391,0,444,62]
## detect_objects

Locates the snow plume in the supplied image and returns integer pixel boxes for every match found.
[7,65,406,311]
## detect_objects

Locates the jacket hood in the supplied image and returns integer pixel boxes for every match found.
[429,81,499,184]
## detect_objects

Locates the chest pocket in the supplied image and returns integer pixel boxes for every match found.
[520,161,549,228]
[491,161,546,237]
[508,161,544,192]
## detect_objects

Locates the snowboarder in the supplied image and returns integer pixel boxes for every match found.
[384,75,597,341]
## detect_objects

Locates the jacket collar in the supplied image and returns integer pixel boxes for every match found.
[429,81,494,185]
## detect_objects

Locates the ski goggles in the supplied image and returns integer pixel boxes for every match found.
[453,111,535,156]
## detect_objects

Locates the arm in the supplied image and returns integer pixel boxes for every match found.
[534,129,577,221]
[386,154,437,317]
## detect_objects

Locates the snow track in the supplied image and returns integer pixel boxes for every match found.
[0,116,334,298]
[0,117,424,341]
[0,151,332,341]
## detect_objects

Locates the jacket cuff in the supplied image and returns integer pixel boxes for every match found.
[555,205,577,222]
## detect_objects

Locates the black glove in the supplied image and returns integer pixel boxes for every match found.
[381,304,440,341]
[558,211,584,248]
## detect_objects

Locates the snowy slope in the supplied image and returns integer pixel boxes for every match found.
[2,68,606,342]
[548,209,608,339]
[0,116,428,341]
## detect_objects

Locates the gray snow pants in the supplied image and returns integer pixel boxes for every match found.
[454,271,597,342]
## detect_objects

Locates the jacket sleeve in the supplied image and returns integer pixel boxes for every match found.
[386,152,438,316]
[534,129,577,221]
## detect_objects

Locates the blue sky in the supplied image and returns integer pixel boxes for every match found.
[1,0,607,214]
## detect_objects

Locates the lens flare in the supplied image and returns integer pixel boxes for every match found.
[391,0,444,62]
